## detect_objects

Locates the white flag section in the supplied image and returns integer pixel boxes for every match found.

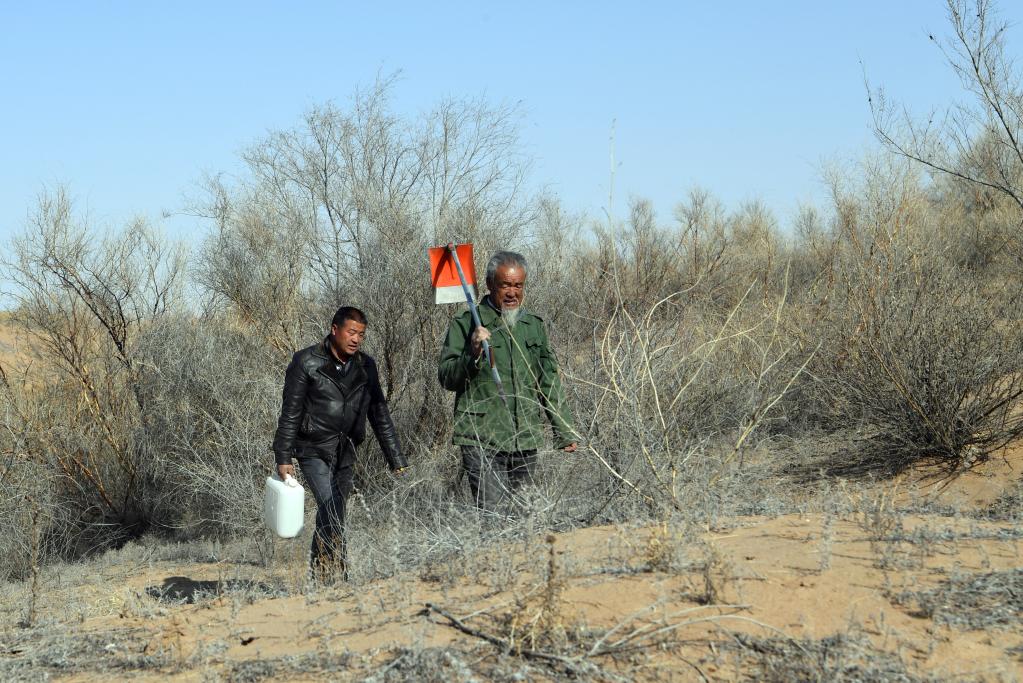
[435,284,471,305]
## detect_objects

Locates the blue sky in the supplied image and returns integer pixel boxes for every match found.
[2,1,1020,247]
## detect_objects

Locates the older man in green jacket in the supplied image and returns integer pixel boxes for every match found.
[438,250,577,514]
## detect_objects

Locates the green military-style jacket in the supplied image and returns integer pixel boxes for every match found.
[438,299,575,452]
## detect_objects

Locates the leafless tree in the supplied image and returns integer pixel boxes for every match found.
[1,187,186,543]
[193,79,538,457]
[790,157,1023,477]
[871,0,1023,226]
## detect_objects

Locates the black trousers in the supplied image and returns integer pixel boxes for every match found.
[460,445,537,514]
[297,452,354,579]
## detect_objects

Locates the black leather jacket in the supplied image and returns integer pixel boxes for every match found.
[272,339,405,470]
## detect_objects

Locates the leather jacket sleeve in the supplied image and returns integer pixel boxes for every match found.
[366,362,406,470]
[272,352,308,465]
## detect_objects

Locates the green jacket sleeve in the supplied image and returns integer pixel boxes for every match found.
[535,322,576,447]
[438,314,482,391]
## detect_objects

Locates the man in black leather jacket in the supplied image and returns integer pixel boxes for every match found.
[272,306,407,581]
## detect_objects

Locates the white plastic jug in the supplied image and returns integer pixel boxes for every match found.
[263,474,305,538]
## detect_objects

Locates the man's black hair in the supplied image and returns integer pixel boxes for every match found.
[332,306,368,328]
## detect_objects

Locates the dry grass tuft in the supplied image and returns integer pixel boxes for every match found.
[895,568,1023,631]
[0,625,176,680]
[726,631,924,682]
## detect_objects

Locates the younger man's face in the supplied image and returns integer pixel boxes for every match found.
[330,319,367,359]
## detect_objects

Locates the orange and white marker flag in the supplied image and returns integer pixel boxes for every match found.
[429,243,477,305]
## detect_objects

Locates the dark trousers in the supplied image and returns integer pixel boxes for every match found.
[460,445,537,514]
[297,453,354,580]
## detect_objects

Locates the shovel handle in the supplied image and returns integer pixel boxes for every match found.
[447,243,508,406]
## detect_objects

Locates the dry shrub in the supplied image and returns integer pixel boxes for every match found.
[0,626,175,679]
[696,541,733,605]
[787,157,1023,478]
[896,567,1023,630]
[130,314,284,536]
[728,631,922,683]
[556,277,812,520]
[985,479,1023,521]
[505,534,570,653]
[810,261,1023,475]
[0,189,187,572]
[0,407,68,582]
[362,649,486,683]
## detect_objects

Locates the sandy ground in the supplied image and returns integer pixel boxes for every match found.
[1,450,1020,681]
[0,312,21,370]
[87,514,1019,680]
[0,312,40,380]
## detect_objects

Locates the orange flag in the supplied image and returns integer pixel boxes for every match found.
[429,243,477,304]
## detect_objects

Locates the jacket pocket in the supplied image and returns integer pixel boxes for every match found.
[454,407,491,441]
[525,338,547,374]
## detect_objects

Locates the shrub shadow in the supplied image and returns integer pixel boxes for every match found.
[146,575,281,604]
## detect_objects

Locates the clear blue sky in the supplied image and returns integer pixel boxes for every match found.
[2,1,1021,247]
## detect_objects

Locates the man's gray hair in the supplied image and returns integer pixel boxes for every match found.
[485,251,528,289]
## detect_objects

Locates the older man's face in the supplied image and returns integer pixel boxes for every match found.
[492,264,526,310]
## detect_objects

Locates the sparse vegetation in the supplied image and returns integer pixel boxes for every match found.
[2,0,1023,679]
[896,568,1023,631]
[727,631,924,683]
